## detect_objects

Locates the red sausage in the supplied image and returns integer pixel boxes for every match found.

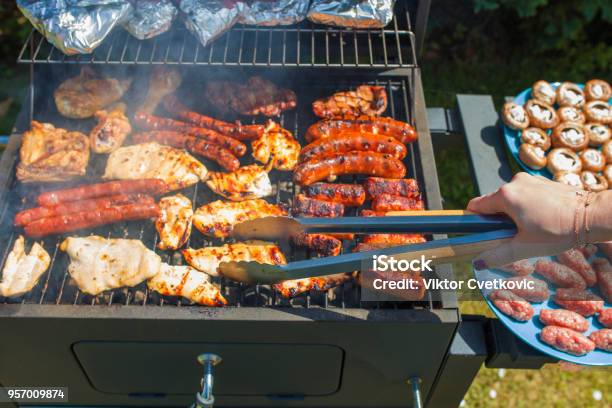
[371,194,424,212]
[298,133,407,163]
[132,131,239,171]
[540,326,595,356]
[163,95,264,140]
[133,111,247,157]
[534,259,587,289]
[293,152,406,186]
[554,288,604,317]
[305,116,417,144]
[24,201,160,238]
[364,177,420,199]
[592,258,612,302]
[557,249,597,287]
[37,179,168,207]
[15,194,149,227]
[302,183,365,207]
[539,309,589,332]
[488,289,534,321]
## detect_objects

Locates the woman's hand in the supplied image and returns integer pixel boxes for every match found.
[467,173,582,269]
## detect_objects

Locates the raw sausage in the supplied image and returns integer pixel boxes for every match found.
[371,194,424,212]
[488,289,534,321]
[557,249,597,287]
[363,177,420,199]
[37,179,168,207]
[299,133,407,163]
[302,183,365,207]
[305,116,417,144]
[553,287,604,316]
[592,258,612,303]
[534,259,587,289]
[293,152,406,186]
[540,326,595,356]
[133,111,247,157]
[539,309,589,332]
[505,276,549,302]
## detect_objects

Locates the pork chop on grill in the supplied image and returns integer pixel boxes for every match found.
[147,264,227,306]
[156,194,193,250]
[103,142,208,191]
[17,121,90,183]
[206,163,272,201]
[251,121,301,171]
[0,236,50,298]
[193,199,287,238]
[60,236,161,296]
[182,241,286,277]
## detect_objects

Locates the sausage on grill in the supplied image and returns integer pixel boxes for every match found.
[133,111,247,157]
[291,232,342,257]
[293,152,406,186]
[293,194,344,218]
[132,131,240,171]
[371,194,424,212]
[364,177,420,199]
[24,201,160,238]
[305,116,417,144]
[302,183,365,207]
[15,194,150,227]
[163,94,264,140]
[37,179,168,207]
[299,133,407,164]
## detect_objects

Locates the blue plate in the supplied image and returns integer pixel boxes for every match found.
[474,254,612,366]
[502,82,612,179]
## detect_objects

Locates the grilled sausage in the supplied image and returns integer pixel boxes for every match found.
[132,131,239,171]
[163,94,264,140]
[24,201,159,238]
[302,183,365,207]
[15,194,150,227]
[133,111,246,157]
[293,194,344,218]
[305,116,417,144]
[371,194,424,212]
[293,152,406,186]
[37,179,168,207]
[364,177,420,199]
[299,133,406,164]
[291,232,342,257]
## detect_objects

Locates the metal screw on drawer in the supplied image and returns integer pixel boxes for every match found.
[408,377,423,408]
[193,353,222,408]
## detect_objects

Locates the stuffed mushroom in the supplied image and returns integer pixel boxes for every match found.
[554,171,584,189]
[584,123,610,147]
[521,127,551,150]
[557,106,585,124]
[524,99,558,129]
[519,143,547,170]
[531,80,556,105]
[502,102,529,130]
[603,164,612,187]
[556,82,585,108]
[579,148,606,172]
[580,171,608,192]
[584,79,611,101]
[547,148,582,174]
[584,101,612,124]
[552,122,589,151]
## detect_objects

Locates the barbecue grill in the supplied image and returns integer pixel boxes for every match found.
[0,2,557,407]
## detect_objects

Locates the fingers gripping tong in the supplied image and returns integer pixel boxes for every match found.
[218,210,516,284]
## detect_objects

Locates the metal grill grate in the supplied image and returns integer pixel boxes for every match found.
[17,6,416,68]
[0,69,439,310]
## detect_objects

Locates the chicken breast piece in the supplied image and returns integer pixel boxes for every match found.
[17,121,90,183]
[103,142,208,191]
[182,241,286,277]
[0,236,50,297]
[193,199,287,238]
[206,164,272,201]
[275,273,352,298]
[90,103,132,153]
[252,121,301,171]
[54,67,132,119]
[156,194,193,250]
[60,236,161,295]
[147,264,227,306]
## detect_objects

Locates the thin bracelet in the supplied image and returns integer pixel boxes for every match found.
[574,191,593,247]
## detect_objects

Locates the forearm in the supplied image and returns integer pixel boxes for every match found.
[588,190,612,244]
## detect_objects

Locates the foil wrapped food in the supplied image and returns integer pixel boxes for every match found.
[180,0,246,47]
[307,0,396,28]
[240,0,310,26]
[124,0,177,40]
[17,0,133,55]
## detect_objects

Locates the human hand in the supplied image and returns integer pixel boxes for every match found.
[467,173,582,269]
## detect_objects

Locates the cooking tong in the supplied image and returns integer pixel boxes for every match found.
[219,210,516,284]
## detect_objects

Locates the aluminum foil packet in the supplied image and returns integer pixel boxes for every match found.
[17,0,133,55]
[307,0,396,28]
[240,0,310,26]
[180,0,246,47]
[124,0,178,40]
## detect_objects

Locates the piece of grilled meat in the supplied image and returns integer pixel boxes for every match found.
[312,85,387,118]
[147,264,227,306]
[252,121,301,171]
[293,194,345,218]
[303,183,366,207]
[291,233,342,257]
[0,236,50,298]
[275,273,353,298]
[156,194,193,251]
[206,164,273,201]
[138,67,182,114]
[90,103,132,153]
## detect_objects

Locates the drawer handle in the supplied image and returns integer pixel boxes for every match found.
[409,377,423,408]
[193,353,222,408]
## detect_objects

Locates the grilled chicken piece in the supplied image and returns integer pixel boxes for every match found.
[54,67,132,119]
[17,121,90,183]
[138,67,182,114]
[103,142,208,191]
[252,121,301,171]
[193,199,287,238]
[275,273,352,298]
[90,103,132,153]
[206,164,272,201]
[156,194,193,250]
[293,194,344,218]
[147,264,227,306]
[182,241,286,277]
[205,76,297,116]
[60,236,161,296]
[362,234,426,246]
[312,85,388,118]
[291,232,342,257]
[0,236,50,297]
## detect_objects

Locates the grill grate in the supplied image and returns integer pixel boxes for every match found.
[0,69,438,310]
[17,5,416,68]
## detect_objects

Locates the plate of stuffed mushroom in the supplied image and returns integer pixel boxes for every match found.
[501,79,612,191]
